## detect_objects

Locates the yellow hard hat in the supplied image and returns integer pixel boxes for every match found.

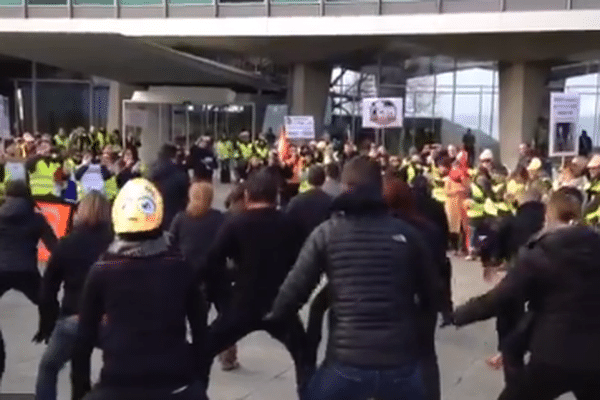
[112,178,164,234]
[527,157,542,171]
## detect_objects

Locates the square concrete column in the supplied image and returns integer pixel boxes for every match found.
[499,62,550,170]
[288,63,331,137]
[107,81,142,133]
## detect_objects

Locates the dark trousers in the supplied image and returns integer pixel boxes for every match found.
[420,313,441,400]
[0,328,4,388]
[306,286,329,369]
[496,300,526,386]
[302,361,426,400]
[0,271,41,304]
[83,381,208,400]
[205,309,308,389]
[498,363,600,400]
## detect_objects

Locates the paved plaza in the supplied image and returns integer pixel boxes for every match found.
[0,184,573,399]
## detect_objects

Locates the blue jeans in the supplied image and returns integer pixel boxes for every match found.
[36,316,89,400]
[302,361,426,400]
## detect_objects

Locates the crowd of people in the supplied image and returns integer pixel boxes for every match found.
[0,125,599,400]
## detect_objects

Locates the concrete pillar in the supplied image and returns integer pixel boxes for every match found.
[288,63,331,138]
[498,62,550,170]
[106,81,140,133]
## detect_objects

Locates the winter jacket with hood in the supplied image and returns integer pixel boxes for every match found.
[0,197,57,274]
[454,225,600,371]
[75,233,206,389]
[270,185,442,368]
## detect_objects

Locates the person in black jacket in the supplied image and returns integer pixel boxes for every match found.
[169,181,225,277]
[200,169,309,390]
[0,181,57,344]
[269,156,442,400]
[477,189,546,383]
[148,144,190,230]
[454,189,600,400]
[286,165,333,240]
[187,137,218,183]
[74,178,207,400]
[383,175,452,400]
[36,192,113,400]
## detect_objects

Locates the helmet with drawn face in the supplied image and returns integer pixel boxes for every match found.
[112,178,164,234]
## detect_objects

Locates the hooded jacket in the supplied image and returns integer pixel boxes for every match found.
[75,234,206,388]
[454,225,600,371]
[0,197,57,274]
[270,185,442,368]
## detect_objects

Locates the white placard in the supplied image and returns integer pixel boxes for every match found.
[0,96,10,139]
[5,162,26,182]
[549,92,580,157]
[284,116,315,140]
[362,97,404,129]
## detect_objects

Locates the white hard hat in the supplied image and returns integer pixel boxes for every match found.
[479,149,493,161]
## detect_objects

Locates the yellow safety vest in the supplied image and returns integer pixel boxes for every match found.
[104,176,118,201]
[467,183,486,219]
[29,159,59,197]
[54,135,69,150]
[238,143,253,160]
[254,142,269,160]
[215,141,229,160]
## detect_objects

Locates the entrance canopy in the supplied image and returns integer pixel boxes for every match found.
[124,87,255,165]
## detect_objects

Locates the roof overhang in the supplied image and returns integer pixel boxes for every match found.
[0,32,282,92]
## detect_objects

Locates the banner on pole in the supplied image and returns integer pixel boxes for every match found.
[362,98,404,129]
[36,200,75,263]
[284,116,315,140]
[549,92,580,157]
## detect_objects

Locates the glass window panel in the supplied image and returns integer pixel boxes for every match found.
[120,0,161,6]
[92,86,109,130]
[453,92,480,132]
[168,0,211,4]
[74,0,113,5]
[0,0,22,6]
[433,92,453,121]
[28,0,66,5]
[37,82,90,135]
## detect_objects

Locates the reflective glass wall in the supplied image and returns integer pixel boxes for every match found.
[14,79,109,135]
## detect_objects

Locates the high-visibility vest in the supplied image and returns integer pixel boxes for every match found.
[253,142,269,160]
[29,159,60,197]
[104,176,118,201]
[54,135,69,150]
[96,132,105,150]
[238,142,253,160]
[215,141,229,160]
[467,183,486,219]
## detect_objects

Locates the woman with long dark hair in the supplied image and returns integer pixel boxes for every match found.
[382,174,452,400]
[36,191,113,400]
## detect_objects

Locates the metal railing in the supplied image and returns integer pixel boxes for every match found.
[0,0,588,18]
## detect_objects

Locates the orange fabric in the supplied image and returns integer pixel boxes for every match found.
[36,201,73,263]
[278,129,291,163]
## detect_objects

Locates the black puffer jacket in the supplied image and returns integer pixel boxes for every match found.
[0,197,57,274]
[454,225,600,371]
[270,185,442,368]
